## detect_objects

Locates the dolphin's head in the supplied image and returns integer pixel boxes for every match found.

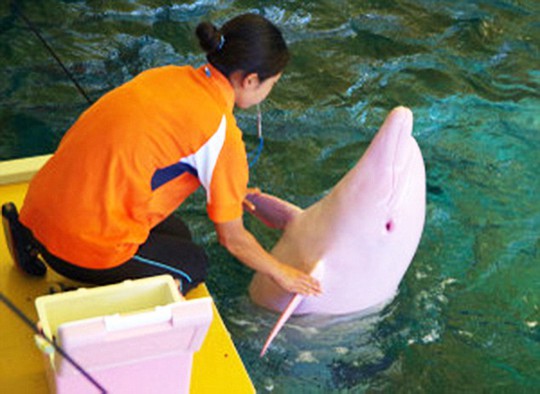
[325,106,424,237]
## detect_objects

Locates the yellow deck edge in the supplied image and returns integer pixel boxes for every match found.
[0,156,255,393]
[0,154,52,185]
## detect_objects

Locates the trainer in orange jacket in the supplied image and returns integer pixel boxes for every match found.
[17,13,322,297]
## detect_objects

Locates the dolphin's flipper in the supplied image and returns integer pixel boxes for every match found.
[260,293,304,357]
[245,192,303,230]
[260,261,324,356]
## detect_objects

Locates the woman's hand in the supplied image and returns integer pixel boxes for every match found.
[215,218,321,296]
[271,263,322,296]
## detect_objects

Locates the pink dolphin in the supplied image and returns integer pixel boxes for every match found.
[245,107,426,355]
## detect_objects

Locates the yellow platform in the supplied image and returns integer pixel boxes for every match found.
[0,156,255,393]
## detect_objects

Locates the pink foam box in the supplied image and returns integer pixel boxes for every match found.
[34,275,213,393]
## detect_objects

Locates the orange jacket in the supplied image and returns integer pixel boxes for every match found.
[20,64,248,269]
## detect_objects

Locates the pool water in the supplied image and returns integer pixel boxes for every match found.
[1,1,538,392]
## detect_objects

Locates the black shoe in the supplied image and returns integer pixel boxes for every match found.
[2,202,47,276]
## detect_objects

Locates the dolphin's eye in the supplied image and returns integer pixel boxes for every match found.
[386,220,394,232]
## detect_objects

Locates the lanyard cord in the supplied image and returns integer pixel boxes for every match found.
[248,104,264,168]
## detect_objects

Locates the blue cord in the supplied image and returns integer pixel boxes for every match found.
[132,255,193,291]
[248,136,264,168]
[248,103,264,168]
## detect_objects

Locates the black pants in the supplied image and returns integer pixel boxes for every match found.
[37,215,208,295]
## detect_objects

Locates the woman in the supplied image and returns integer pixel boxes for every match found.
[3,14,321,297]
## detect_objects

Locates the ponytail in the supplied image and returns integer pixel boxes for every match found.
[195,22,223,53]
[196,14,290,81]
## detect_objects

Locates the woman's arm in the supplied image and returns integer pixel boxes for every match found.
[214,218,321,296]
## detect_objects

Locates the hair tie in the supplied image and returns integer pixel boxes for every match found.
[217,35,225,51]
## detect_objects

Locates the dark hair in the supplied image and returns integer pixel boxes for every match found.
[196,14,290,81]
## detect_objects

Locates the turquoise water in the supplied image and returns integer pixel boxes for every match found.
[1,1,538,392]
